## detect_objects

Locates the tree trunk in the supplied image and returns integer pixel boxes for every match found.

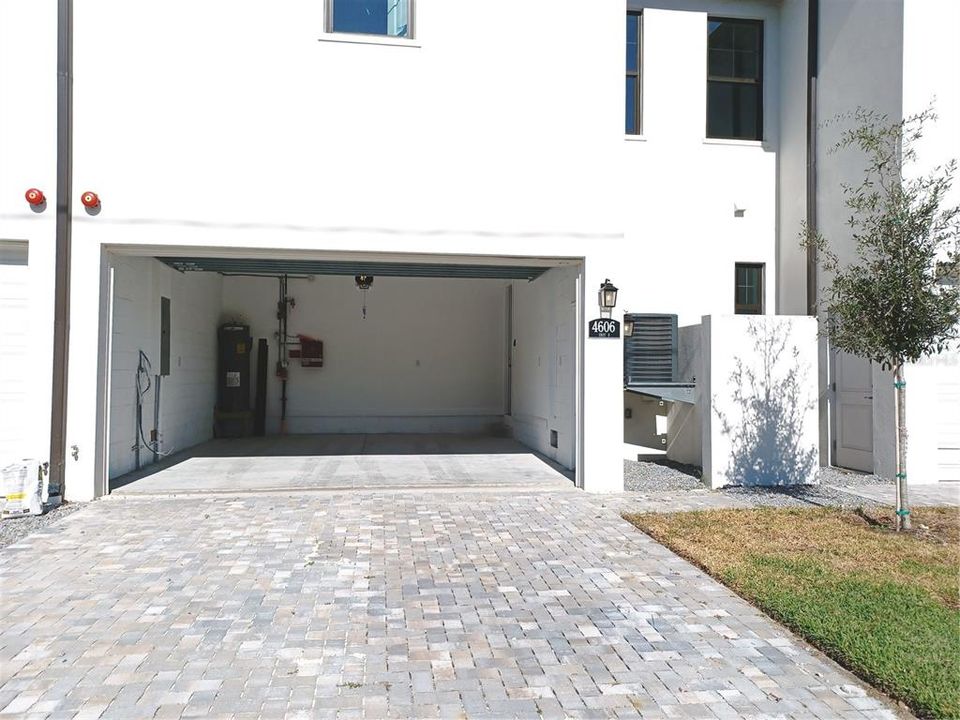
[894,363,912,531]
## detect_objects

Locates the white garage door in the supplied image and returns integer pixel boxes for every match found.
[938,374,960,482]
[0,241,30,464]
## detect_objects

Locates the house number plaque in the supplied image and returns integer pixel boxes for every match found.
[588,318,620,338]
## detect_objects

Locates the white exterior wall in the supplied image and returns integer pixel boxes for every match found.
[897,0,960,485]
[41,0,627,497]
[618,2,783,326]
[16,0,954,497]
[220,275,508,436]
[776,0,810,316]
[108,256,222,478]
[0,2,58,467]
[813,0,960,483]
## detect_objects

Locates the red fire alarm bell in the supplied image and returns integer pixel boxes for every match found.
[81,191,100,209]
[25,188,45,206]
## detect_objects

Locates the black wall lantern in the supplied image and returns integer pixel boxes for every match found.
[598,279,618,316]
[623,315,635,337]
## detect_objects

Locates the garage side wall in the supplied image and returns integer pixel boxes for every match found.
[109,257,222,478]
[221,275,506,434]
[509,266,577,470]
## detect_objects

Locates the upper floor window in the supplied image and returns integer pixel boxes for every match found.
[328,0,412,38]
[707,17,762,140]
[626,11,643,135]
[735,263,764,314]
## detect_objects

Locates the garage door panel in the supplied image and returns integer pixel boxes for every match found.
[938,376,960,482]
[0,245,29,463]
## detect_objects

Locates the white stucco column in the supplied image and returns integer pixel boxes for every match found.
[62,233,106,501]
[581,267,625,493]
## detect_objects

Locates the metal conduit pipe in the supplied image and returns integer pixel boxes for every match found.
[49,0,73,496]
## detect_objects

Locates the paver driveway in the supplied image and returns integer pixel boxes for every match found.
[1,489,900,719]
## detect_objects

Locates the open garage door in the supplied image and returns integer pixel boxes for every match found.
[104,249,580,492]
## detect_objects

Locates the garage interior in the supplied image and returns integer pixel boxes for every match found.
[105,251,579,493]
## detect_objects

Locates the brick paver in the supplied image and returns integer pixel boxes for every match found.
[0,490,902,719]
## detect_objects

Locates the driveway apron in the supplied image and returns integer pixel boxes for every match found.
[0,490,901,719]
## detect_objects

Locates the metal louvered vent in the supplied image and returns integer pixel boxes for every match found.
[624,314,678,386]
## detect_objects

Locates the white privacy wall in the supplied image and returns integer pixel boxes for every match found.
[220,275,507,435]
[701,315,819,489]
[108,257,222,478]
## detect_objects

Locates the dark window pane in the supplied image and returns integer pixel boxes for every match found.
[734,84,760,139]
[707,83,734,138]
[708,21,733,49]
[708,49,734,78]
[735,264,763,314]
[332,0,409,37]
[626,42,638,72]
[626,76,638,134]
[734,50,759,79]
[708,82,761,139]
[733,22,759,51]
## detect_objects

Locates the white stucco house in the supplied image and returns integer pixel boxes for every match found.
[0,0,957,502]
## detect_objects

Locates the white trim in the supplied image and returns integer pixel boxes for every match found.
[317,33,420,48]
[702,137,767,148]
[624,134,648,142]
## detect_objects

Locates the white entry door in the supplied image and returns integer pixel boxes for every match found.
[833,350,874,472]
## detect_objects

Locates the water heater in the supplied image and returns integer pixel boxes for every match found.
[218,324,251,412]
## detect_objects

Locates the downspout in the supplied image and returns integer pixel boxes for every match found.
[805,0,819,315]
[49,0,73,496]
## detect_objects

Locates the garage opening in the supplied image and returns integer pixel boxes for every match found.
[104,250,580,493]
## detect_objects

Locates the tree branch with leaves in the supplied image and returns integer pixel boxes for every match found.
[802,106,960,530]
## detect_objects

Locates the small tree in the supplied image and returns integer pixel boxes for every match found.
[803,107,960,530]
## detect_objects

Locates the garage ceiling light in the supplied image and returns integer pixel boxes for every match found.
[354,274,374,290]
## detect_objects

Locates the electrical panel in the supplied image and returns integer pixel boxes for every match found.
[160,297,171,376]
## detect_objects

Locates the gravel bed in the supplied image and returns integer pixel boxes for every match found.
[624,458,704,492]
[816,465,893,486]
[0,502,85,550]
[721,484,889,510]
[624,459,893,510]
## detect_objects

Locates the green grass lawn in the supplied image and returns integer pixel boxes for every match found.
[624,506,960,719]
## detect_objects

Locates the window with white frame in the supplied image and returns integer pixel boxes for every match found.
[328,0,412,38]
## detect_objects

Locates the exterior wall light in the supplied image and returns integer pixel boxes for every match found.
[623,315,635,337]
[598,279,618,317]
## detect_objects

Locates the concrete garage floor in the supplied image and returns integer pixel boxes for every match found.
[111,434,574,495]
